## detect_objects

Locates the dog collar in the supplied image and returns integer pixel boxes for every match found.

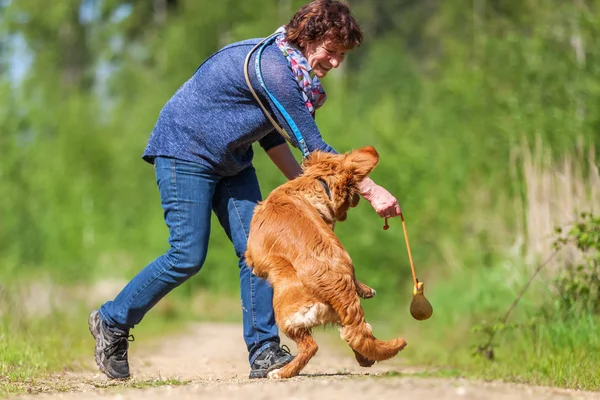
[317,178,332,200]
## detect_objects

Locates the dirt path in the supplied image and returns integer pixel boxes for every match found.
[10,323,600,400]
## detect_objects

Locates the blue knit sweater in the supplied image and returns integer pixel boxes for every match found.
[142,38,336,176]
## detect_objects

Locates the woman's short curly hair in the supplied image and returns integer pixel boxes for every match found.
[285,0,363,50]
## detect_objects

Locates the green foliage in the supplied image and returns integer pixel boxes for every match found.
[477,315,600,390]
[386,260,600,390]
[553,213,600,315]
[2,0,599,285]
[466,215,600,365]
[2,0,600,390]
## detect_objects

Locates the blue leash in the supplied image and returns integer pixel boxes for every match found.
[244,33,310,158]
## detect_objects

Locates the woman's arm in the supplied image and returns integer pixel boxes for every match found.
[257,46,336,155]
[266,142,303,180]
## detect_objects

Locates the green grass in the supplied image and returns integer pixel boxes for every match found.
[2,255,600,395]
[3,375,191,397]
[0,281,240,397]
[376,264,600,391]
[0,271,600,395]
[378,369,464,379]
[0,313,88,379]
[472,316,600,389]
[1,312,87,396]
[120,378,191,390]
[0,311,194,397]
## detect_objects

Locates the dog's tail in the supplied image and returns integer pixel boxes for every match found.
[340,321,406,362]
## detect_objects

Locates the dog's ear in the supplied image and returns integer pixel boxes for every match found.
[350,192,360,208]
[348,146,379,180]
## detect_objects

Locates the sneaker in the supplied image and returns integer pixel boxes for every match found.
[249,343,294,379]
[88,309,134,379]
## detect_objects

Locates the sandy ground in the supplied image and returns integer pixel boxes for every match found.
[9,322,600,400]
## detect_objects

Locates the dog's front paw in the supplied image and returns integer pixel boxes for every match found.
[356,280,377,299]
[361,288,376,299]
[267,368,282,379]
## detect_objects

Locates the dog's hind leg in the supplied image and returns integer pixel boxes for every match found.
[314,276,405,362]
[268,328,318,379]
[340,317,407,363]
[296,259,405,364]
[352,348,375,367]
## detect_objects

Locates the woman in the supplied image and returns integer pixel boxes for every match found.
[89,0,401,380]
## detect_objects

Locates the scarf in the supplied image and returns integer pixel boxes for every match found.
[273,26,327,115]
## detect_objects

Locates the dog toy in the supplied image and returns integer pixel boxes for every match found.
[384,213,433,321]
[410,280,433,320]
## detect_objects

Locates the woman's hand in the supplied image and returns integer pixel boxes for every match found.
[359,178,401,218]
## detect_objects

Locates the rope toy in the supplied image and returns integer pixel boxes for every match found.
[384,213,433,321]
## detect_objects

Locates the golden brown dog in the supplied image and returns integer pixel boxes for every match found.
[245,146,407,379]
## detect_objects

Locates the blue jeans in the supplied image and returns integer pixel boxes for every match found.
[99,157,280,365]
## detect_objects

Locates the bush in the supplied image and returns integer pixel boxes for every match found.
[553,212,600,315]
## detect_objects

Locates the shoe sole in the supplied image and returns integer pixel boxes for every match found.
[88,310,130,380]
[88,310,108,376]
[248,356,294,379]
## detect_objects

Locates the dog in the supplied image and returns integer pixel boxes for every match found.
[245,146,407,379]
